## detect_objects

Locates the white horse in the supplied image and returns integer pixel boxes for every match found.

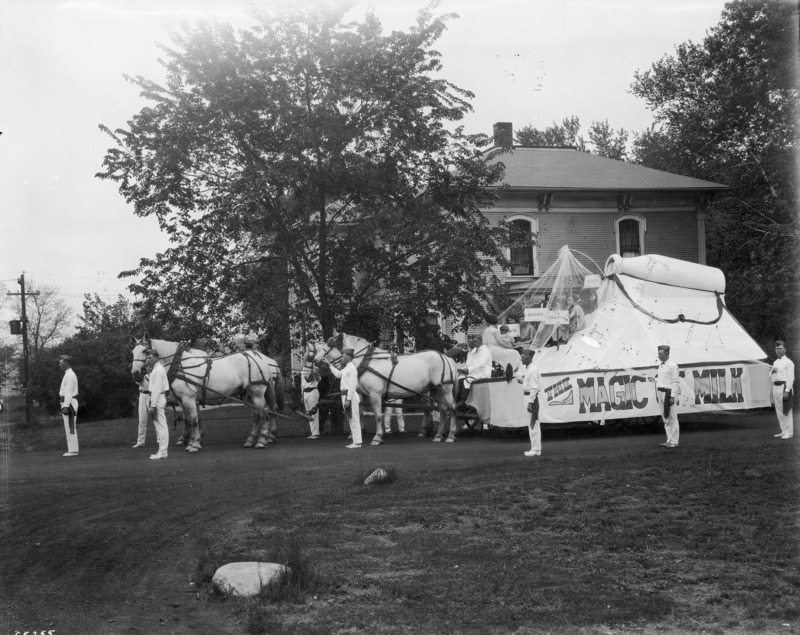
[311,333,460,445]
[131,334,285,452]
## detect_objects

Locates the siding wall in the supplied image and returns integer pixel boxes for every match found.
[484,190,700,276]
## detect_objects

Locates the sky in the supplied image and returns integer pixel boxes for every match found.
[0,0,730,332]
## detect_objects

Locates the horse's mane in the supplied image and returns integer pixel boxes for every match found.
[343,333,389,356]
[342,333,446,359]
[149,338,209,359]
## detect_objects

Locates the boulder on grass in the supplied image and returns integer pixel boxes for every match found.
[212,562,288,597]
[364,468,388,485]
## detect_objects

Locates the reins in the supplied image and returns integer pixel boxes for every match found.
[149,340,288,419]
[319,338,459,412]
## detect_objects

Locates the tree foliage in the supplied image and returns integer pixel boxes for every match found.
[0,342,16,388]
[8,279,72,364]
[515,116,629,159]
[30,295,143,420]
[78,293,137,338]
[516,116,586,150]
[30,336,137,421]
[587,120,629,160]
[630,0,799,346]
[97,2,509,345]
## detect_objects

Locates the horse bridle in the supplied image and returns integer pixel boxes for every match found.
[314,339,375,370]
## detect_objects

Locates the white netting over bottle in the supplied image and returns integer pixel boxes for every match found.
[498,245,600,350]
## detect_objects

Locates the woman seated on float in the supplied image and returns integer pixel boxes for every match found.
[481,315,521,371]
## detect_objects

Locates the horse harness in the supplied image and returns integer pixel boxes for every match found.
[339,342,457,406]
[156,343,286,417]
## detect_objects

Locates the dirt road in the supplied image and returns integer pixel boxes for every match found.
[0,410,784,634]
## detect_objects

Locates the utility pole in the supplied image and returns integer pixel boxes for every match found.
[7,273,39,426]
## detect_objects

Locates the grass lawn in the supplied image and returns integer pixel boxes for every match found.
[2,395,324,450]
[5,396,799,634]
[196,439,800,634]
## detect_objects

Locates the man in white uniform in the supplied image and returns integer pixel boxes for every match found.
[327,348,362,449]
[770,339,794,440]
[132,368,152,448]
[383,402,406,434]
[655,344,680,448]
[145,349,170,459]
[520,349,542,457]
[58,355,79,457]
[302,363,321,439]
[456,334,492,409]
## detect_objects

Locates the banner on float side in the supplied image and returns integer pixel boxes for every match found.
[537,361,772,424]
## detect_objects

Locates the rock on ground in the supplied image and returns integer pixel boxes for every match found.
[212,562,288,597]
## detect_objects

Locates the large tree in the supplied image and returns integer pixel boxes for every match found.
[8,279,72,364]
[516,116,586,150]
[515,116,629,159]
[30,295,145,421]
[630,0,799,347]
[98,3,508,345]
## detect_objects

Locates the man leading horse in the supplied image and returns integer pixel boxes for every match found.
[131,333,285,452]
[312,332,460,445]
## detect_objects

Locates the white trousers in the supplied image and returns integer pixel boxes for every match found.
[383,406,405,432]
[137,392,151,444]
[152,405,169,455]
[773,386,794,437]
[62,412,79,453]
[657,391,679,446]
[304,388,320,436]
[343,392,362,445]
[528,420,541,453]
[527,396,541,453]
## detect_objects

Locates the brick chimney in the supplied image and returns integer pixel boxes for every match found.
[493,122,513,148]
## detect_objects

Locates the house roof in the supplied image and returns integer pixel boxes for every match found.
[486,146,728,191]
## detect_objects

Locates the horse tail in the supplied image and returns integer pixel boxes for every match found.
[274,369,286,412]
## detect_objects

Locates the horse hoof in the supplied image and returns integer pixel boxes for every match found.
[370,440,382,446]
[187,446,199,453]
[266,438,276,444]
[175,440,184,446]
[433,437,442,443]
[417,432,426,438]
[445,437,456,443]
[254,442,267,449]
[243,440,255,448]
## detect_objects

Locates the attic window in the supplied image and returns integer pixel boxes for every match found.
[615,214,647,258]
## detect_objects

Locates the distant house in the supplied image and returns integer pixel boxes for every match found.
[437,122,729,344]
[483,121,728,293]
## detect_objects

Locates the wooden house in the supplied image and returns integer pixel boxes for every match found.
[439,122,728,344]
[484,121,728,292]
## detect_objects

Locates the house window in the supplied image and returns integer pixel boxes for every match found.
[615,215,646,258]
[508,217,538,276]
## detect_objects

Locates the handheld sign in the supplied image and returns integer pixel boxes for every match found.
[524,308,547,322]
[545,310,569,325]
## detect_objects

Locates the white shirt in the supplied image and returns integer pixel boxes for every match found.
[772,356,795,392]
[301,366,318,391]
[148,361,170,408]
[465,345,492,379]
[60,368,79,411]
[328,361,359,401]
[656,358,680,394]
[569,304,586,332]
[522,363,542,403]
